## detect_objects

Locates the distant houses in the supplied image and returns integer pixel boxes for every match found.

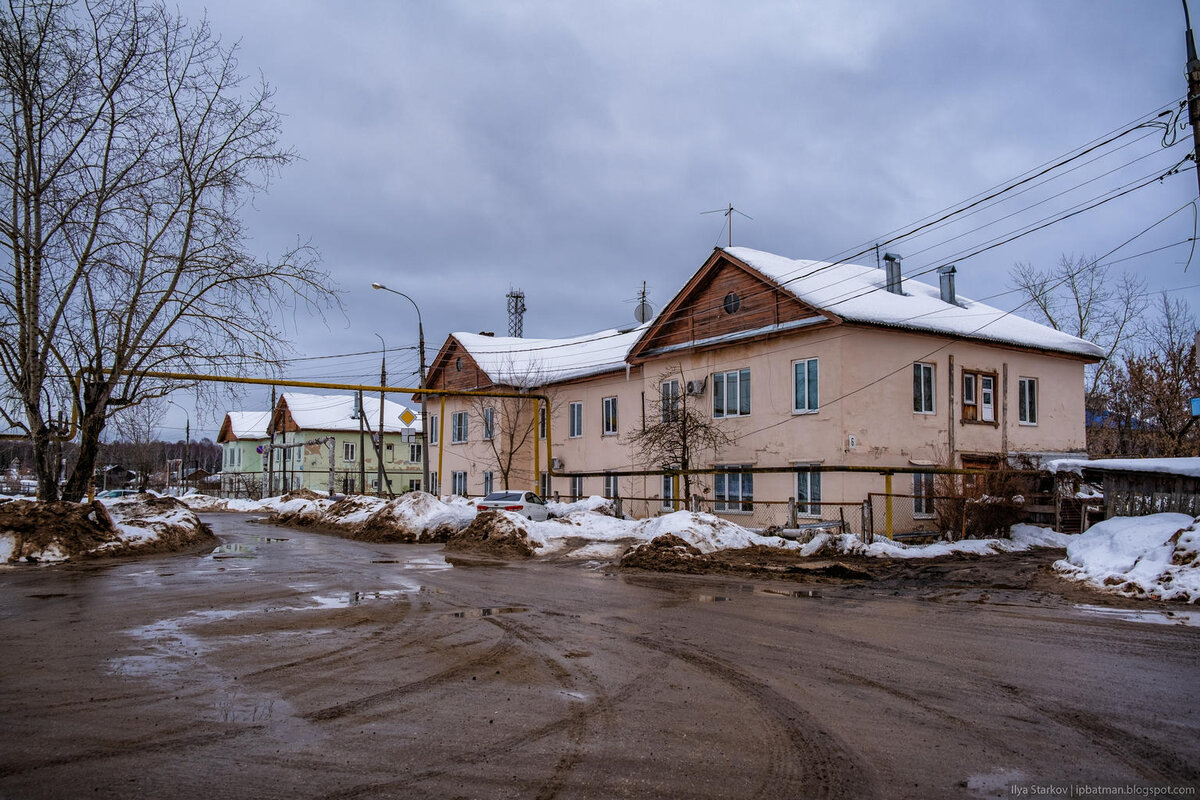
[217,392,423,497]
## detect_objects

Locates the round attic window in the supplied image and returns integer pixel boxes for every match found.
[455,357,463,371]
[723,292,741,314]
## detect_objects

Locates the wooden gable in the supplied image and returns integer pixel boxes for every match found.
[420,335,495,402]
[629,249,837,363]
[269,398,301,435]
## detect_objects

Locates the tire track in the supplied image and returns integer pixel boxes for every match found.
[634,635,877,800]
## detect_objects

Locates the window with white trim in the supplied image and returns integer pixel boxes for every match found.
[1019,378,1038,425]
[409,443,422,463]
[570,475,583,502]
[661,474,675,510]
[452,471,466,496]
[962,370,996,422]
[430,471,438,494]
[602,397,618,435]
[792,358,819,413]
[483,407,495,440]
[661,380,680,422]
[540,471,550,498]
[913,363,935,414]
[342,441,356,462]
[795,468,821,517]
[603,472,618,499]
[568,402,583,438]
[715,467,753,512]
[913,473,936,517]
[429,415,439,445]
[713,368,751,418]
[451,411,468,443]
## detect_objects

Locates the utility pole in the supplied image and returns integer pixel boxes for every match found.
[1185,0,1200,197]
[268,385,276,496]
[377,335,387,497]
[357,390,366,494]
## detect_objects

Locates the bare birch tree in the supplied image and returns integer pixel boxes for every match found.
[1011,254,1147,399]
[0,0,337,500]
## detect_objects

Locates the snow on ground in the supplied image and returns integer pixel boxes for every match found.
[631,511,799,554]
[798,523,1075,559]
[1047,456,1200,478]
[1054,513,1200,603]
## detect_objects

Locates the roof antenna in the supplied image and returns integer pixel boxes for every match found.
[702,203,753,247]
[634,281,654,323]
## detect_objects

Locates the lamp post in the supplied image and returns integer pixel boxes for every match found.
[371,283,429,493]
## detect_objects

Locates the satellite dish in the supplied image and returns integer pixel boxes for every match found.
[634,301,653,323]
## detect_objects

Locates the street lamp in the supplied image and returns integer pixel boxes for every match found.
[371,282,429,493]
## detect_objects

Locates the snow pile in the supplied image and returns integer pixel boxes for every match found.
[264,491,475,543]
[1047,457,1200,479]
[1,496,214,565]
[630,511,799,554]
[445,510,543,558]
[548,495,619,517]
[799,524,1074,559]
[1055,513,1200,602]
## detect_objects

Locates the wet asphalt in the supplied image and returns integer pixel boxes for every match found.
[0,511,1197,799]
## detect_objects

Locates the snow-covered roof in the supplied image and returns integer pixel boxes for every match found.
[278,392,422,434]
[223,411,271,440]
[1047,457,1200,478]
[725,247,1106,359]
[451,325,649,386]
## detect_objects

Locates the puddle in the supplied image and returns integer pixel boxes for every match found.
[254,537,289,543]
[759,588,821,599]
[447,606,529,619]
[210,543,257,559]
[965,768,1026,798]
[1075,604,1200,627]
[371,559,400,564]
[308,590,404,608]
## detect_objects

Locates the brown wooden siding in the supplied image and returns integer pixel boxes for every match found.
[427,339,492,393]
[638,261,824,354]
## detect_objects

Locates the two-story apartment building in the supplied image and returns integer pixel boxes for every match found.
[267,393,424,495]
[419,247,1103,519]
[216,411,271,497]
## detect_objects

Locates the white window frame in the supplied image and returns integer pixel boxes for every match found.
[1019,377,1038,425]
[430,471,438,495]
[714,467,753,513]
[913,363,935,414]
[342,441,356,462]
[429,415,439,445]
[409,443,422,463]
[482,471,494,496]
[451,411,468,443]
[602,397,618,435]
[913,473,936,518]
[483,407,495,440]
[540,471,550,498]
[603,472,618,499]
[538,405,546,440]
[661,379,680,422]
[451,471,466,496]
[795,468,821,517]
[713,368,751,418]
[568,402,583,438]
[661,474,675,510]
[792,358,819,414]
[570,475,583,502]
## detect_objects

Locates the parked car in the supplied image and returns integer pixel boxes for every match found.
[95,489,140,499]
[475,490,550,522]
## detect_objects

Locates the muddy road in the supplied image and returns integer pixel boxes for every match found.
[0,512,1197,799]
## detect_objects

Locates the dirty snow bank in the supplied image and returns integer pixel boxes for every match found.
[799,524,1075,559]
[1054,513,1200,603]
[632,511,799,554]
[0,495,215,564]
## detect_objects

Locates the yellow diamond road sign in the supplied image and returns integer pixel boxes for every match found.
[399,408,417,426]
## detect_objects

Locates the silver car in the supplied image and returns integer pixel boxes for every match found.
[475,490,550,521]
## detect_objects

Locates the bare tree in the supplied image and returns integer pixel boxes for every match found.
[108,397,166,490]
[467,361,554,490]
[0,0,337,501]
[1011,254,1148,398]
[1090,295,1200,457]
[627,366,731,501]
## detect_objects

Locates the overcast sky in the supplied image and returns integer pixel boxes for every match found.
[164,0,1200,437]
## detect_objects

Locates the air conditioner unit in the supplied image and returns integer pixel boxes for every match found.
[551,457,565,470]
[685,378,706,396]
